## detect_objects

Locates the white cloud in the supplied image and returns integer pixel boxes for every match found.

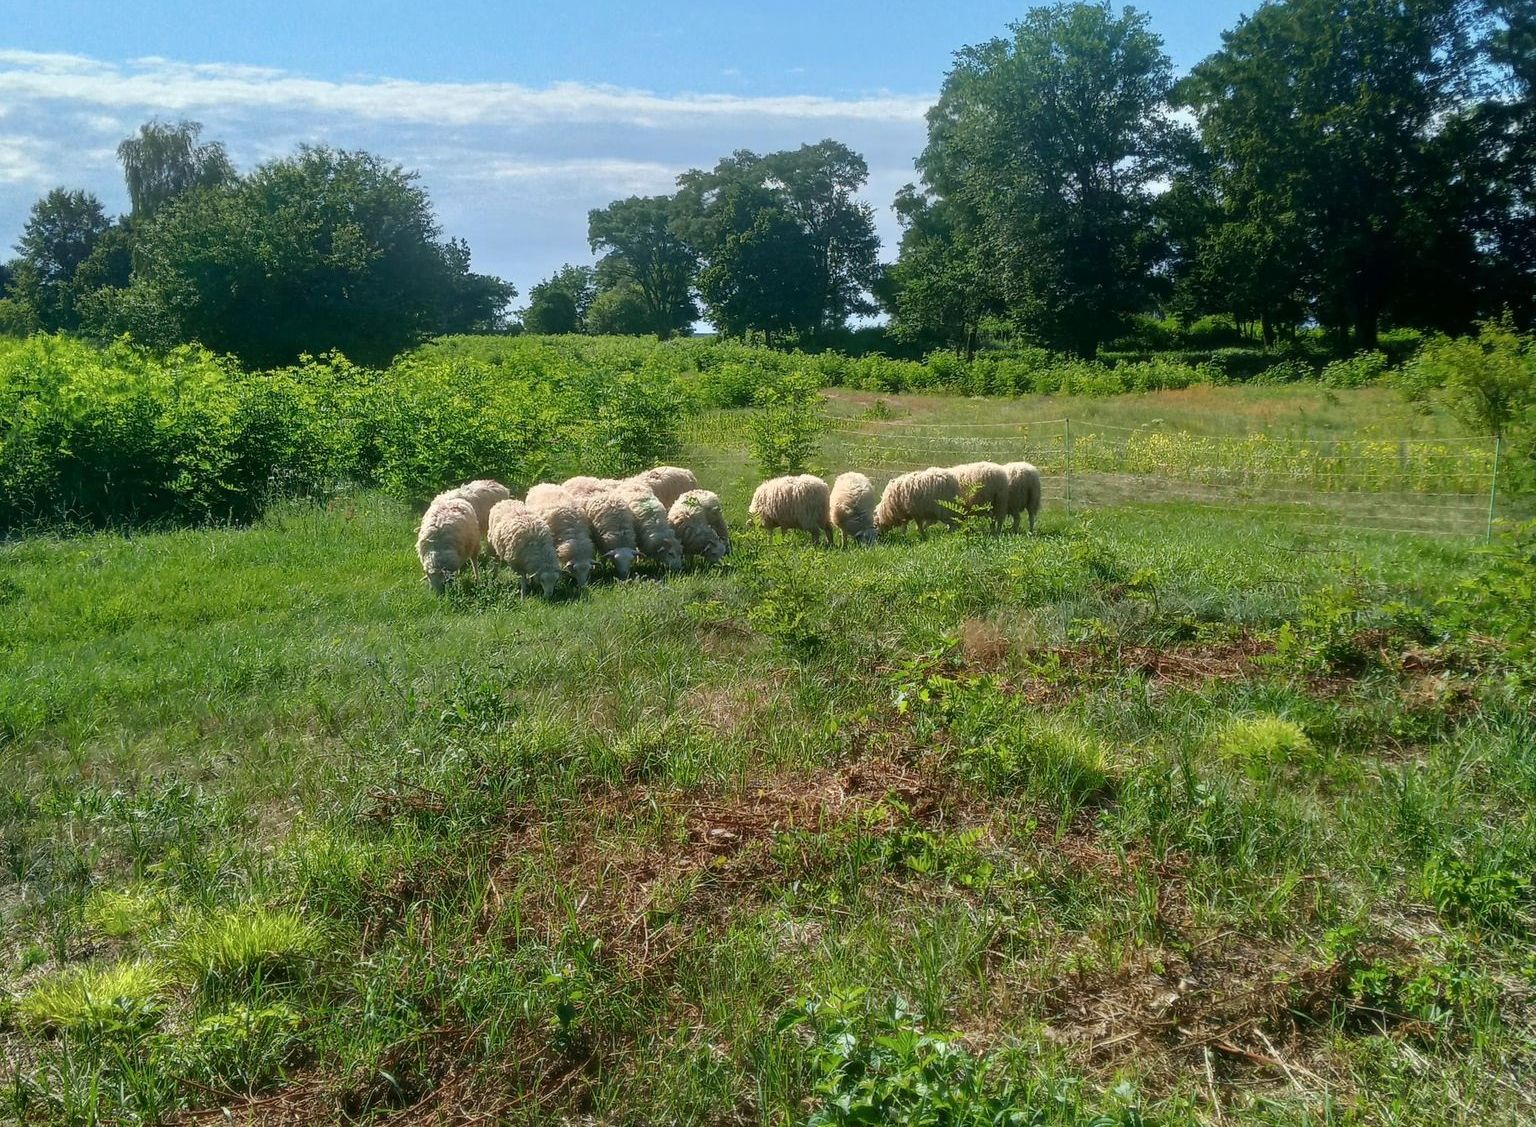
[0,50,932,298]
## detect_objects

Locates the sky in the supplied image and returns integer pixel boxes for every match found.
[2,1,1253,303]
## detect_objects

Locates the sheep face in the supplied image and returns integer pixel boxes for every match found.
[607,546,637,578]
[661,541,684,571]
[425,568,452,594]
[853,527,878,547]
[569,558,594,588]
[701,539,727,564]
[534,567,560,599]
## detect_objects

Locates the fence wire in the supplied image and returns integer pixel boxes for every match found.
[681,410,1508,539]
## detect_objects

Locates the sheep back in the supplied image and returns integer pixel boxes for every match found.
[668,489,729,562]
[748,474,832,543]
[487,499,561,595]
[874,467,961,533]
[829,472,877,547]
[416,497,481,592]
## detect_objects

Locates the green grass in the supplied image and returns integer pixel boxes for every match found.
[0,426,1533,1122]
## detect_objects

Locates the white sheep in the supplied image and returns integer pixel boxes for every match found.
[749,474,833,546]
[525,483,597,589]
[874,467,961,537]
[951,461,1010,532]
[1002,462,1043,533]
[630,465,700,511]
[829,472,878,548]
[615,483,684,571]
[437,479,511,536]
[416,497,481,594]
[668,489,730,563]
[579,490,640,578]
[562,475,624,499]
[487,499,561,598]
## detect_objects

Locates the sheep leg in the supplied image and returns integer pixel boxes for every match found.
[469,557,480,582]
[1012,513,1021,533]
[807,528,821,547]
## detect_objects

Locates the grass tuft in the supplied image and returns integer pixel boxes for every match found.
[167,907,323,997]
[17,960,169,1037]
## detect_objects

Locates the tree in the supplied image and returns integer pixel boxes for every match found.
[117,120,234,220]
[436,237,516,334]
[12,189,113,330]
[523,264,596,334]
[108,146,511,366]
[587,283,653,335]
[587,196,698,338]
[910,2,1174,357]
[886,188,1001,358]
[674,143,880,340]
[1179,0,1527,348]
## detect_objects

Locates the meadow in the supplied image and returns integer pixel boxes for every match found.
[0,334,1534,1124]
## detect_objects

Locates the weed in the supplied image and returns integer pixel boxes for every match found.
[17,960,169,1039]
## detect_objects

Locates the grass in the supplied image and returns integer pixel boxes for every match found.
[0,384,1533,1123]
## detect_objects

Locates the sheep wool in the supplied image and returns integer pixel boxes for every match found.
[668,489,730,563]
[616,483,683,571]
[416,497,481,593]
[829,472,878,547]
[951,461,1010,531]
[749,474,833,545]
[486,499,561,597]
[562,475,623,499]
[630,465,700,511]
[1002,462,1043,533]
[579,490,640,578]
[525,483,597,588]
[437,479,511,536]
[874,467,961,536]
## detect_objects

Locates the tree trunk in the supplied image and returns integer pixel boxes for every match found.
[1260,308,1276,350]
[1353,305,1378,352]
[965,323,978,363]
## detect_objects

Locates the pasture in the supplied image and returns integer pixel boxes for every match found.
[0,376,1534,1125]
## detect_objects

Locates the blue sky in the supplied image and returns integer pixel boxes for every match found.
[4,1,1253,302]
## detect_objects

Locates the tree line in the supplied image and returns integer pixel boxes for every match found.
[2,0,1532,366]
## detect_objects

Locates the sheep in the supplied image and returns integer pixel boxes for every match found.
[437,479,511,536]
[829,472,878,548]
[1002,461,1043,533]
[630,465,700,511]
[615,483,684,571]
[749,474,833,546]
[525,483,597,589]
[874,467,961,537]
[562,475,624,499]
[416,497,481,594]
[486,499,561,597]
[579,490,640,578]
[668,489,730,563]
[951,461,1010,532]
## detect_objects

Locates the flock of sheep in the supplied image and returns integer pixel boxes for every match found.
[414,460,1042,596]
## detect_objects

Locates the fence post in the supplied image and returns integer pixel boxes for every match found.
[1063,418,1073,513]
[1485,433,1501,543]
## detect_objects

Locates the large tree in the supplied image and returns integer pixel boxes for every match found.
[117,120,235,220]
[674,142,880,340]
[1179,0,1531,348]
[11,189,114,331]
[885,188,1001,358]
[107,146,511,365]
[587,196,698,339]
[907,2,1174,357]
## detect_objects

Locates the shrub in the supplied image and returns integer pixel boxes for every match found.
[1321,350,1388,388]
[1216,714,1314,775]
[1398,315,1536,441]
[163,1002,308,1094]
[749,372,825,476]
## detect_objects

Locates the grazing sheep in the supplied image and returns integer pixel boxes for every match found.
[1002,461,1043,533]
[486,499,561,598]
[525,483,597,589]
[874,467,961,537]
[829,472,878,548]
[437,479,511,536]
[615,483,684,571]
[951,461,1010,532]
[668,489,730,563]
[562,475,623,499]
[630,465,700,511]
[749,474,833,546]
[416,497,481,594]
[579,490,640,578]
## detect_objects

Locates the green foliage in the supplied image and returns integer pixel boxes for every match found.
[10,189,115,332]
[116,119,234,220]
[587,195,699,338]
[778,992,1015,1126]
[1434,525,1536,676]
[82,886,171,941]
[523,264,594,334]
[748,371,825,475]
[18,961,169,1038]
[1215,714,1314,776]
[586,282,654,335]
[908,1,1174,357]
[1397,316,1536,441]
[98,146,513,367]
[163,1002,307,1093]
[1320,351,1388,389]
[166,907,321,997]
[1421,849,1533,934]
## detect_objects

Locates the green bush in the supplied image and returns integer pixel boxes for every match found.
[749,372,825,476]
